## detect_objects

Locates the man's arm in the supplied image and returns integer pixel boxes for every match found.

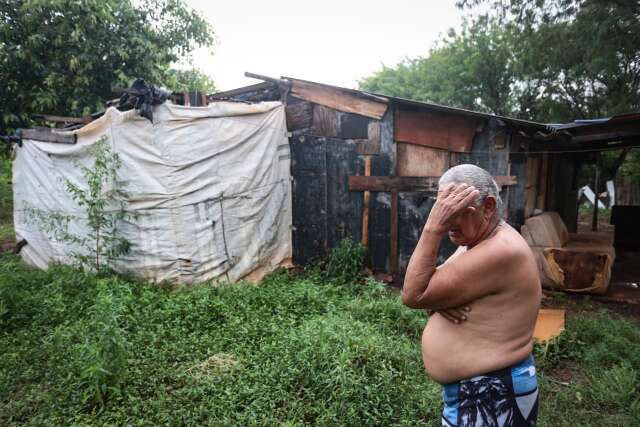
[405,239,520,310]
[402,183,478,309]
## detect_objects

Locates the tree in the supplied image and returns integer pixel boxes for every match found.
[456,0,640,121]
[164,68,217,93]
[359,18,520,116]
[25,138,131,273]
[362,0,639,123]
[0,0,215,133]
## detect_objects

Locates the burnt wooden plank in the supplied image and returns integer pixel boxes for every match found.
[325,138,362,249]
[395,108,479,152]
[311,105,339,137]
[349,176,439,192]
[390,191,399,275]
[368,121,381,144]
[340,113,370,139]
[369,191,391,273]
[290,135,327,264]
[285,102,313,131]
[22,128,76,144]
[291,80,387,119]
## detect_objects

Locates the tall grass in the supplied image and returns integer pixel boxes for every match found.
[0,249,638,426]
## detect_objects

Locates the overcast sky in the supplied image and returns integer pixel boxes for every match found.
[185,1,470,91]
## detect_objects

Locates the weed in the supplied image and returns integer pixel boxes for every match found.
[24,138,130,273]
[313,238,367,285]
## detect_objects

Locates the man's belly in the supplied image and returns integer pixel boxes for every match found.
[421,313,534,384]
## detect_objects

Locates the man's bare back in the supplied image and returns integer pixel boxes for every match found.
[420,222,540,384]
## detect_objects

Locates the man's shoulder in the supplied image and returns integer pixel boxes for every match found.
[476,225,531,264]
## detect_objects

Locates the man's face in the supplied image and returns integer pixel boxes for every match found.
[437,183,494,246]
[446,202,485,246]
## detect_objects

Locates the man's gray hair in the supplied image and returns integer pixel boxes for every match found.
[439,164,503,216]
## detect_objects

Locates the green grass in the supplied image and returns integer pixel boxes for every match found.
[0,155,13,243]
[0,255,639,426]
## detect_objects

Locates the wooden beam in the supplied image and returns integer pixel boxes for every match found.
[495,175,518,187]
[349,176,439,192]
[349,175,516,192]
[245,71,290,87]
[32,114,92,124]
[361,156,372,246]
[21,128,76,144]
[291,80,387,120]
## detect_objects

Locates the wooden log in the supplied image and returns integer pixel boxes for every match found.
[544,248,611,294]
[21,128,76,144]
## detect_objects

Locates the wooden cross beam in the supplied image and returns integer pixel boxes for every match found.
[348,175,517,279]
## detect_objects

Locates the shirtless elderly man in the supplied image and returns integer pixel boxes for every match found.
[402,164,541,427]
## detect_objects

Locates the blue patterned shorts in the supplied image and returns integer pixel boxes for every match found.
[442,354,538,427]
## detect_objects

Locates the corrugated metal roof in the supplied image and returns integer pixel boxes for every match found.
[549,113,640,130]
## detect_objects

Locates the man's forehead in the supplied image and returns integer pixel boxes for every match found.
[438,181,466,191]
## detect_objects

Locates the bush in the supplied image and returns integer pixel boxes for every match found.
[315,238,367,285]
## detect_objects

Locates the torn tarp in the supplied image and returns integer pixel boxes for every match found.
[13,101,293,284]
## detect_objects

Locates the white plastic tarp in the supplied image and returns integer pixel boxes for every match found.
[13,101,292,283]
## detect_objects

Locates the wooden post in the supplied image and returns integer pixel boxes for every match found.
[361,156,371,246]
[592,166,599,231]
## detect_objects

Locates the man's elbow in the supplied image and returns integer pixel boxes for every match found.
[401,290,417,308]
[401,289,429,309]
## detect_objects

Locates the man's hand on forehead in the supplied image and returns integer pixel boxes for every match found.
[425,183,480,235]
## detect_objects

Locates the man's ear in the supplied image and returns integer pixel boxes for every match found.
[483,196,497,220]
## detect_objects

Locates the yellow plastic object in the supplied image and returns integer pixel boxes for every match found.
[533,309,565,342]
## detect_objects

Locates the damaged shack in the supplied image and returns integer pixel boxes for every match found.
[10,75,640,296]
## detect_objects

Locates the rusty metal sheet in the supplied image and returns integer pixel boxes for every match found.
[340,113,370,139]
[394,108,478,152]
